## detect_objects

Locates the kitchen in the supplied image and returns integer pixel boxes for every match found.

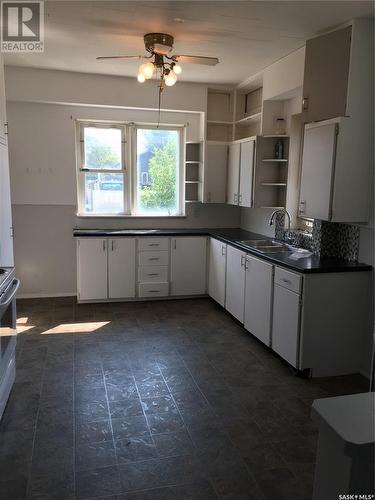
[0,2,374,500]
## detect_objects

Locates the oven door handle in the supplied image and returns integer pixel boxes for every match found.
[0,279,20,310]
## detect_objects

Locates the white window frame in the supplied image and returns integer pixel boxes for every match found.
[132,124,184,217]
[76,121,185,217]
[76,121,130,216]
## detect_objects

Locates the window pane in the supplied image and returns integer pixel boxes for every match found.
[136,129,180,215]
[84,127,122,170]
[84,173,124,214]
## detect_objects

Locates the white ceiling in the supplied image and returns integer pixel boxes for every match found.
[4,0,374,85]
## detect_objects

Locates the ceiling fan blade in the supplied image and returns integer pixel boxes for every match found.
[96,55,144,60]
[174,55,219,66]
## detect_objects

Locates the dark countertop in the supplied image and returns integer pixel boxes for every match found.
[73,227,372,274]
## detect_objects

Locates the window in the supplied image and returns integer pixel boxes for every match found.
[77,124,126,215]
[76,122,184,217]
[135,127,182,216]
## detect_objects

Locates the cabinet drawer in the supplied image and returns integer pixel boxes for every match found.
[138,251,169,266]
[274,267,302,294]
[138,238,169,251]
[138,282,169,298]
[138,266,168,283]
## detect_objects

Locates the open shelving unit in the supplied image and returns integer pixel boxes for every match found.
[253,135,290,209]
[234,85,263,140]
[206,89,235,142]
[185,142,203,203]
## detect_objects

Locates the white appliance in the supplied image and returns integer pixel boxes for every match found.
[0,267,19,419]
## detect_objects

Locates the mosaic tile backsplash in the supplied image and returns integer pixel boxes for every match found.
[275,214,360,261]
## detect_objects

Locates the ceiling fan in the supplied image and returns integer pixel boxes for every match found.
[97,32,219,89]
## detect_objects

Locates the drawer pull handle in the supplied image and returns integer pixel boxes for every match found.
[148,273,159,276]
[149,243,160,247]
[282,278,291,284]
[149,290,160,293]
[149,258,160,261]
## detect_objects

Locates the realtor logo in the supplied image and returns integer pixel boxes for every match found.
[1,0,44,52]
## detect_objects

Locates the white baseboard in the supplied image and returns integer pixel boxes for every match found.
[17,292,77,299]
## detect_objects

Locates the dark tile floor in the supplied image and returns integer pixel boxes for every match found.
[0,297,369,500]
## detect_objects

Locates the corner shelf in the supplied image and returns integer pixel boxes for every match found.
[235,112,262,125]
[185,142,203,204]
[262,158,288,162]
[261,183,287,187]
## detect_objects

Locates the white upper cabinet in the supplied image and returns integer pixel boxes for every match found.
[0,143,13,267]
[108,238,136,299]
[225,245,246,323]
[208,238,226,307]
[299,121,337,221]
[302,26,351,123]
[77,238,108,301]
[244,255,273,347]
[0,55,7,145]
[238,139,255,208]
[227,143,240,205]
[204,143,228,203]
[227,140,255,207]
[170,237,207,296]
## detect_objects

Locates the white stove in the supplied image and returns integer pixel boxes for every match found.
[0,267,19,419]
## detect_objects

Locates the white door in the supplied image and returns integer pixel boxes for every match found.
[0,55,7,145]
[208,238,226,306]
[299,122,337,220]
[244,256,273,346]
[205,143,228,203]
[77,238,108,301]
[108,238,136,299]
[272,284,300,368]
[227,143,240,205]
[225,245,246,323]
[0,143,13,266]
[170,237,207,296]
[239,140,255,208]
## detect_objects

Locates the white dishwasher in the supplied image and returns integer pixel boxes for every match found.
[271,267,303,369]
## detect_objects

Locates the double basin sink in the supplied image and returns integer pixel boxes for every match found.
[236,239,312,256]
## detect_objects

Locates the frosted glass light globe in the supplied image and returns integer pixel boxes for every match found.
[165,70,177,86]
[143,62,155,79]
[174,64,182,75]
[137,73,146,83]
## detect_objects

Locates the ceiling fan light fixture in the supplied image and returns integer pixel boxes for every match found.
[164,70,177,87]
[137,73,146,83]
[173,64,182,75]
[139,62,155,79]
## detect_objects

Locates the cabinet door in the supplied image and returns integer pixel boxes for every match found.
[208,238,226,307]
[225,245,246,323]
[0,144,13,266]
[239,140,255,208]
[299,122,337,220]
[170,237,207,296]
[0,55,7,145]
[272,284,300,368]
[227,143,240,205]
[244,256,273,346]
[108,238,136,299]
[205,143,228,203]
[77,238,108,301]
[302,26,351,123]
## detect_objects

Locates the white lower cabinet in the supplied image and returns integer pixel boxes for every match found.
[77,238,108,301]
[108,238,136,299]
[208,238,227,306]
[272,282,300,368]
[244,255,274,346]
[225,245,246,322]
[170,237,207,296]
[77,237,136,301]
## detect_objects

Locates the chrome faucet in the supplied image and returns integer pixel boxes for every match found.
[269,209,292,241]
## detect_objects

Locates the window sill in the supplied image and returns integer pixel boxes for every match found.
[76,213,187,219]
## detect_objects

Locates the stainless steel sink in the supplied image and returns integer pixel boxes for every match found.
[237,239,311,256]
